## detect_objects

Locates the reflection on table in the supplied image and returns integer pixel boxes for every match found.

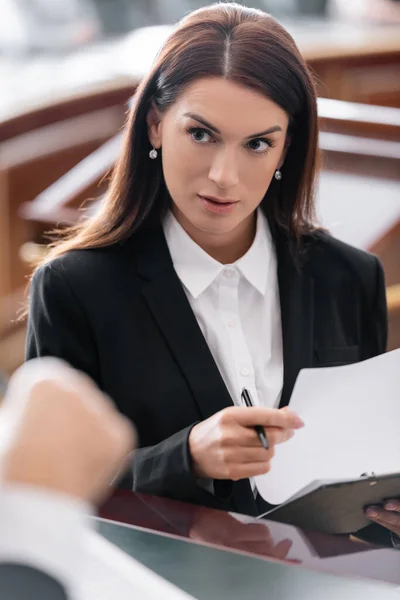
[99,490,400,587]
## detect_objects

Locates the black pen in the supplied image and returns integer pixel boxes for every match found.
[241,388,269,450]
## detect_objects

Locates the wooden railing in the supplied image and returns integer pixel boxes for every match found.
[387,285,400,313]
[0,84,135,299]
[19,133,121,225]
[0,81,134,143]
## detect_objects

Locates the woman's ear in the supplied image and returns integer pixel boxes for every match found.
[146,104,162,149]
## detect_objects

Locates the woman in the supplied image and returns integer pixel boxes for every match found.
[26,2,394,536]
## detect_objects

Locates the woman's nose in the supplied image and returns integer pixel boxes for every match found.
[208,149,239,189]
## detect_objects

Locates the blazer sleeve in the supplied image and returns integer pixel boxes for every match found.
[26,265,227,509]
[0,564,67,600]
[127,427,231,510]
[26,264,100,382]
[361,256,388,359]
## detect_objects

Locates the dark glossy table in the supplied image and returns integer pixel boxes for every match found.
[97,490,400,599]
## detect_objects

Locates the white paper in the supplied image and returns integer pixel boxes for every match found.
[255,349,400,505]
[75,529,196,600]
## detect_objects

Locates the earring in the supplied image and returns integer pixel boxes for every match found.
[149,148,158,159]
[274,169,282,180]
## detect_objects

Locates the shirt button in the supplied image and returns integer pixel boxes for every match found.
[223,268,236,279]
[227,319,236,329]
[241,367,250,377]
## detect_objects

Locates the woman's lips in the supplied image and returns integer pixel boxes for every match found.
[198,194,238,215]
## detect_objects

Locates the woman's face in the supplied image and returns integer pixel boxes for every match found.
[148,77,289,243]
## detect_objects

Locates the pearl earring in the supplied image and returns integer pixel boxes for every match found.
[149,148,158,159]
[274,169,282,180]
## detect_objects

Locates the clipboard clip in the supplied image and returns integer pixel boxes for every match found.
[360,472,378,486]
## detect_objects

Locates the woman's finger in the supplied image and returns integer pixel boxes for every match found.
[224,446,274,464]
[235,426,295,447]
[384,499,400,512]
[229,406,304,430]
[229,461,273,480]
[365,506,400,531]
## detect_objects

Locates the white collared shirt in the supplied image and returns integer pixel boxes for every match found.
[163,209,284,417]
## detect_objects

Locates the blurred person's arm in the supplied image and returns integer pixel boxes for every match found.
[0,487,90,600]
[0,358,134,600]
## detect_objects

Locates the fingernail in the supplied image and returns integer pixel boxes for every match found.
[385,501,400,511]
[294,417,305,428]
[366,507,379,518]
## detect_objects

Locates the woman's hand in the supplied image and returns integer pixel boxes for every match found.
[188,405,304,481]
[365,499,400,537]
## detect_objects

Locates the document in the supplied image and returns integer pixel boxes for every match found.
[254,349,400,507]
[76,529,196,600]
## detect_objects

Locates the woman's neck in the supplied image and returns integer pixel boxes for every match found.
[173,209,257,264]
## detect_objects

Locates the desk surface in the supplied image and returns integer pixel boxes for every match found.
[98,490,400,598]
[96,518,400,600]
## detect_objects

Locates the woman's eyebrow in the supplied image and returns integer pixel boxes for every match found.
[183,112,282,138]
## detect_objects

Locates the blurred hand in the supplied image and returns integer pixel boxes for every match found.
[365,499,400,537]
[189,508,299,562]
[188,405,304,480]
[0,358,135,504]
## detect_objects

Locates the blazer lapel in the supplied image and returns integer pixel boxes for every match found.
[135,228,257,516]
[275,234,315,407]
[136,228,234,421]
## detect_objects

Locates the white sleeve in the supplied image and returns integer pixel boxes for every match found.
[0,484,93,597]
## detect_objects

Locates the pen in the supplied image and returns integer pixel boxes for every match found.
[241,388,269,450]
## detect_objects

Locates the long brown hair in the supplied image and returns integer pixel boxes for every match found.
[36,2,320,268]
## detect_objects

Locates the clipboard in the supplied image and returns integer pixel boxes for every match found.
[259,472,400,535]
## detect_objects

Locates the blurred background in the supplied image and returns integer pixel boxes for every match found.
[0,0,399,390]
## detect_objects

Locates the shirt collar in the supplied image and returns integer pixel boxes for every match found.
[163,209,272,299]
[236,210,272,296]
[163,211,223,298]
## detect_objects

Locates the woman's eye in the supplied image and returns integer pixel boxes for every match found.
[189,128,213,143]
[247,138,271,153]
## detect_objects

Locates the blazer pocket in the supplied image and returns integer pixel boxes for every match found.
[316,345,360,366]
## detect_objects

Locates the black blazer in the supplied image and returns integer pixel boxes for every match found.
[26,226,387,517]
